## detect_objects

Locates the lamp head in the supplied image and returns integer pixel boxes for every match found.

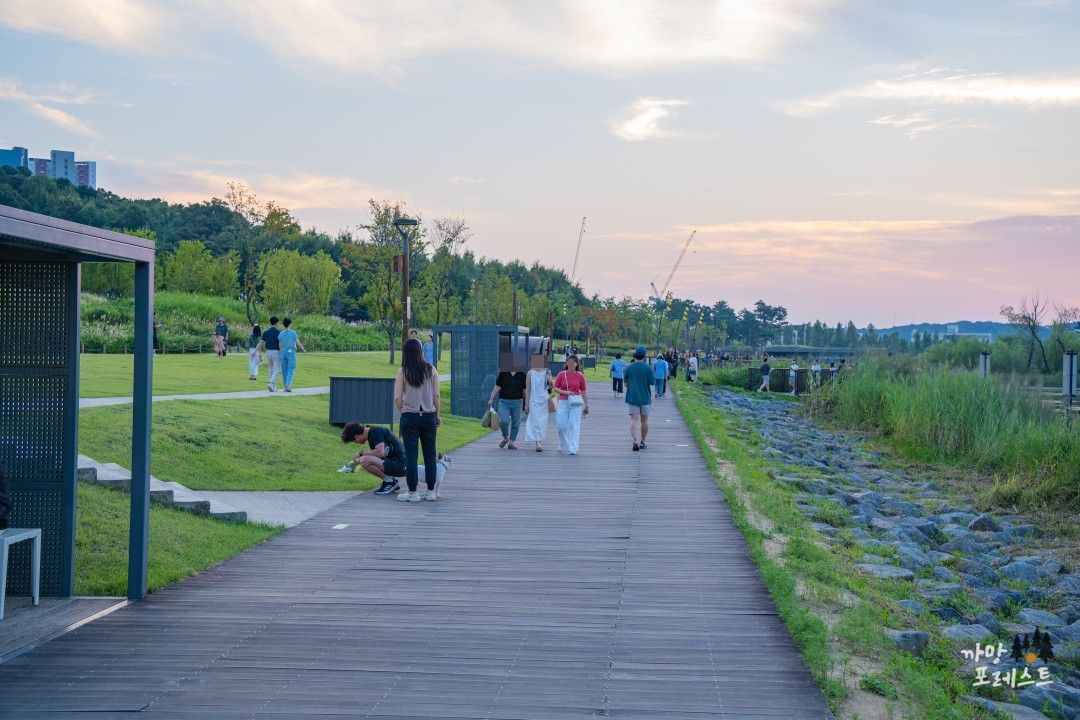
[393,217,418,227]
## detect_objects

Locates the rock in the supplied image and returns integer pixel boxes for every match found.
[888,630,930,657]
[1011,525,1038,538]
[1017,609,1065,628]
[1027,588,1051,604]
[975,612,1001,634]
[975,590,1025,613]
[833,491,861,506]
[941,511,978,525]
[941,624,993,642]
[869,518,896,531]
[920,481,939,491]
[1041,560,1065,577]
[1054,575,1080,595]
[1047,624,1080,643]
[938,536,990,556]
[799,479,832,495]
[967,513,1003,532]
[881,498,920,517]
[855,564,915,581]
[932,566,956,583]
[957,572,995,590]
[898,599,925,615]
[953,558,1002,585]
[894,524,934,547]
[963,695,1059,720]
[931,607,966,624]
[811,522,841,537]
[898,516,939,537]
[851,491,883,506]
[1059,605,1080,626]
[895,546,934,572]
[1017,683,1080,718]
[984,550,1012,568]
[1001,562,1043,584]
[927,551,955,565]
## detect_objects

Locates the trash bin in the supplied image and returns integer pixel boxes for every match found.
[329,377,399,426]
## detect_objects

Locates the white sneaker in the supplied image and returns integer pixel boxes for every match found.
[337,464,353,473]
[422,491,436,501]
[397,492,420,502]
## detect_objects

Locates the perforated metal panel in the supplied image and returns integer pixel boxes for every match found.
[449,327,501,418]
[1,260,77,597]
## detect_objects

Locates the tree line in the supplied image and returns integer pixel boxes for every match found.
[10,165,1071,368]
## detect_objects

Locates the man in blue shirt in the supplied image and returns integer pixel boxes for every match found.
[652,353,669,398]
[609,353,627,397]
[623,346,654,451]
[258,316,282,392]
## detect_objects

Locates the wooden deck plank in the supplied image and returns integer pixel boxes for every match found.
[0,386,833,718]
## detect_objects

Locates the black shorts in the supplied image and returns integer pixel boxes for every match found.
[382,458,406,477]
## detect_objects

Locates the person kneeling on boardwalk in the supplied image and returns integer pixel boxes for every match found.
[339,422,408,496]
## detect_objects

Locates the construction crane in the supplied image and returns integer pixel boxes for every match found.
[653,230,696,349]
[654,230,696,301]
[570,216,586,282]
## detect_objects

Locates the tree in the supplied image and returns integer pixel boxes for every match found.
[422,216,472,326]
[225,182,266,325]
[753,300,788,343]
[260,249,340,315]
[1000,292,1052,372]
[356,199,423,364]
[161,240,239,296]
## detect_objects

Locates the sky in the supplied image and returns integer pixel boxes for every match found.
[2,0,1079,327]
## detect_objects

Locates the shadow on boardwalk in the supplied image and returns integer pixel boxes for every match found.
[0,386,833,719]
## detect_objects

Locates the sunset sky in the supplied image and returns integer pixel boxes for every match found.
[3,1,1078,326]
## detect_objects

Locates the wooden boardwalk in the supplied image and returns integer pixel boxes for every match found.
[0,385,833,719]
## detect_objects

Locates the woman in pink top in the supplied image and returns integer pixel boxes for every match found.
[553,354,589,455]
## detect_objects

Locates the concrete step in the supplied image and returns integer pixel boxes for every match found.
[77,456,247,523]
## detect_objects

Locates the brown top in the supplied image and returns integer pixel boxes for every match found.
[395,366,439,414]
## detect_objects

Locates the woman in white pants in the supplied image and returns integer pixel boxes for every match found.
[247,324,262,380]
[553,355,589,455]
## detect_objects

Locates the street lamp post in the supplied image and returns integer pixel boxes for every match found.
[509,273,521,327]
[393,217,418,351]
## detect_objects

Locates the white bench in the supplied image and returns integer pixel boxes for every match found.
[1,528,41,620]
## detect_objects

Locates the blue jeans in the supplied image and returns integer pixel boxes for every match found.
[498,399,522,441]
[655,378,665,396]
[280,348,297,387]
[399,412,438,492]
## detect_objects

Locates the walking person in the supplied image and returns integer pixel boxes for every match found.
[788,360,800,395]
[423,334,436,367]
[523,355,553,452]
[247,324,262,380]
[652,353,669,398]
[487,366,526,450]
[553,354,589,455]
[395,337,441,502]
[687,352,698,382]
[277,317,307,392]
[152,313,162,356]
[811,358,821,391]
[215,317,229,356]
[212,331,225,359]
[609,352,627,397]
[624,346,654,451]
[258,316,282,392]
[757,355,772,392]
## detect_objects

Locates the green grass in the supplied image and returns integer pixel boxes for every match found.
[75,482,281,595]
[807,358,1080,509]
[79,394,491,491]
[81,291,388,353]
[79,351,403,397]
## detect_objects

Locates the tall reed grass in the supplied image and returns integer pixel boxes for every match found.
[807,358,1080,507]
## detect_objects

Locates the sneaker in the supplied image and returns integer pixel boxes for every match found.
[507,443,518,450]
[373,480,400,495]
[422,491,436,501]
[397,491,421,502]
[268,384,276,392]
[337,464,353,473]
[285,387,292,393]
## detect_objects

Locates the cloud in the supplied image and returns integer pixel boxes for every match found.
[0,78,102,137]
[0,0,165,52]
[2,1,831,73]
[447,176,485,184]
[610,98,688,141]
[26,103,102,139]
[868,111,986,139]
[779,70,1080,117]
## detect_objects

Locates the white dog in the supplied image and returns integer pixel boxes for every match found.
[408,453,452,498]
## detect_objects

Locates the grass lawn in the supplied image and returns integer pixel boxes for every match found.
[79,351,402,397]
[76,482,281,596]
[79,394,491,491]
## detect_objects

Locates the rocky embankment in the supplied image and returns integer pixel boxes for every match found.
[706,388,1080,719]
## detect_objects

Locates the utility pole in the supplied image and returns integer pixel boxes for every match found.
[393,217,417,354]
